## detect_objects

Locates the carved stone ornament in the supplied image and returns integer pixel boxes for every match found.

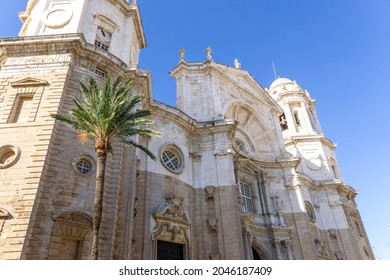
[205,185,215,200]
[315,238,329,258]
[153,195,191,244]
[286,175,301,189]
[241,212,254,225]
[189,151,201,160]
[0,145,21,169]
[329,229,337,238]
[214,149,232,157]
[0,208,12,236]
[155,195,190,222]
[207,216,218,232]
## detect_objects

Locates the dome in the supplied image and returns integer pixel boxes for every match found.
[268,77,306,97]
[269,77,294,90]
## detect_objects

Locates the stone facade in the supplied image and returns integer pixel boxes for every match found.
[0,0,374,260]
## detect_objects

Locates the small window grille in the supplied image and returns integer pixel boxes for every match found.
[162,150,180,171]
[94,68,107,78]
[160,145,184,173]
[240,182,254,213]
[76,159,91,174]
[157,240,184,260]
[94,40,109,51]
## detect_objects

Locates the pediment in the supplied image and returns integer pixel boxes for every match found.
[212,63,281,112]
[52,211,93,226]
[94,13,119,30]
[11,78,49,88]
[0,208,11,219]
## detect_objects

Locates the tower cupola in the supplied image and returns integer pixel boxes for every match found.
[268,77,322,138]
[18,0,145,66]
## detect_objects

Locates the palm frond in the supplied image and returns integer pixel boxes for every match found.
[52,76,160,160]
[123,138,157,160]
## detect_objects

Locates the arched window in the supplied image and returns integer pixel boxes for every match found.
[308,108,318,132]
[293,110,301,127]
[279,113,288,130]
[48,212,92,260]
[305,201,316,223]
[234,138,247,153]
[251,244,271,260]
[252,247,261,260]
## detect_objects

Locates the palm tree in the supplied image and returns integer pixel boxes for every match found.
[52,76,160,260]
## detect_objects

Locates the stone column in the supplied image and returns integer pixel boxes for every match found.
[241,229,252,260]
[284,240,293,260]
[300,102,314,133]
[273,239,282,260]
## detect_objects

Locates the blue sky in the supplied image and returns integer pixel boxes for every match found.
[1,0,389,260]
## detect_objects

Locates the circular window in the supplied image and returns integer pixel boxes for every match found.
[234,138,247,153]
[72,154,95,175]
[0,145,21,169]
[76,159,91,174]
[160,145,184,173]
[305,202,316,223]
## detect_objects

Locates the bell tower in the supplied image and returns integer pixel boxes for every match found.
[267,77,374,260]
[268,77,340,181]
[18,0,146,66]
[268,78,322,138]
[0,0,148,259]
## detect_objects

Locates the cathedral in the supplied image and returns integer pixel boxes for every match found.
[0,0,374,260]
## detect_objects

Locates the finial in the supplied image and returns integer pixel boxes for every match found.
[205,46,212,61]
[179,48,186,62]
[234,58,241,69]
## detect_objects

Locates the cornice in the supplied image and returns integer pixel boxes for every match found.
[169,60,282,115]
[274,90,315,105]
[18,0,38,24]
[106,1,146,48]
[0,34,148,75]
[297,172,357,196]
[235,153,301,169]
[284,135,337,149]
[151,100,238,136]
[128,3,147,49]
[151,101,198,130]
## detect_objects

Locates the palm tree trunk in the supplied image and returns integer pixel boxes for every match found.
[91,146,107,260]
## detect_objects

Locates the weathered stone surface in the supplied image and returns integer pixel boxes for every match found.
[0,0,373,260]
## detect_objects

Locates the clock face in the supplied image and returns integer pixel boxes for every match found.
[97,27,111,43]
[306,157,323,171]
[41,8,73,28]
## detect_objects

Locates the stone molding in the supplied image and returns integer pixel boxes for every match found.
[152,195,191,259]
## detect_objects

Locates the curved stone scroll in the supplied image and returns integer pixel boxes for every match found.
[152,195,191,259]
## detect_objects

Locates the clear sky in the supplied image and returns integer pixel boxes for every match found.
[1,0,389,260]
